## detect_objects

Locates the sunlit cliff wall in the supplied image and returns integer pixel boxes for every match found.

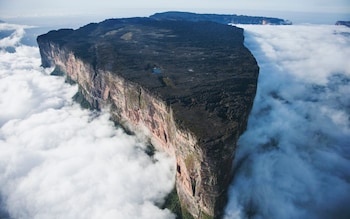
[39,44,227,218]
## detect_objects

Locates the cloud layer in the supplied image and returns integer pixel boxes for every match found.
[2,21,350,219]
[224,25,350,219]
[0,24,175,219]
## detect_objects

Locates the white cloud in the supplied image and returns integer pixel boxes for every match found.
[0,23,34,47]
[2,20,350,219]
[224,25,350,219]
[0,24,175,219]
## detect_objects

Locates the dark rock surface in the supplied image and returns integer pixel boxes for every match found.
[37,16,259,219]
[336,21,350,27]
[151,11,292,25]
[39,18,258,141]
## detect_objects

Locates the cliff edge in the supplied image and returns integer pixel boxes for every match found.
[336,21,350,27]
[37,17,259,218]
[151,11,292,25]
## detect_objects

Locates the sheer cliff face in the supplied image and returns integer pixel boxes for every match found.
[37,18,259,219]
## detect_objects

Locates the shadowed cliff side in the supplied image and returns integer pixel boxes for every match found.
[37,17,259,219]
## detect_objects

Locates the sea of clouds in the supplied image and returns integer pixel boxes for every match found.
[224,25,350,219]
[1,21,350,219]
[0,23,175,219]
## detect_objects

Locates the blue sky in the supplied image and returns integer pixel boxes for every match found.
[1,0,349,19]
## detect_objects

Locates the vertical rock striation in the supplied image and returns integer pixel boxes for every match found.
[37,17,259,218]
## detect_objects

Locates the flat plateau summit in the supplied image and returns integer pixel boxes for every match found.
[37,16,259,218]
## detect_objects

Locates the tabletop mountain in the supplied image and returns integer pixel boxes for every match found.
[37,16,259,219]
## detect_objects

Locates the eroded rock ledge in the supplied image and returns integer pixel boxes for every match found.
[37,17,259,219]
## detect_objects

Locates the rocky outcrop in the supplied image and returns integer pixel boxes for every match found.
[336,21,350,28]
[151,11,292,25]
[37,17,259,219]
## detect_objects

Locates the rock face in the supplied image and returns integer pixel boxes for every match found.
[37,17,259,218]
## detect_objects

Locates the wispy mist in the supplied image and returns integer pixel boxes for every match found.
[225,25,350,219]
[0,24,175,219]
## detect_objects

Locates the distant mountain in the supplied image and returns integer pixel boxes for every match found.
[150,11,292,25]
[336,21,350,28]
